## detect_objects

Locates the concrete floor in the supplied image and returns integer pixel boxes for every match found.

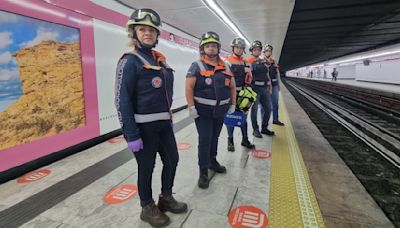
[0,84,394,227]
[0,112,272,228]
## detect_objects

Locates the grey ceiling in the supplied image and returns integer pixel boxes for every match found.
[117,0,294,60]
[279,0,400,71]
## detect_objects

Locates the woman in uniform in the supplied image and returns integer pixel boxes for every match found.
[264,44,284,126]
[185,31,236,189]
[115,8,187,227]
[225,37,255,152]
[247,41,274,138]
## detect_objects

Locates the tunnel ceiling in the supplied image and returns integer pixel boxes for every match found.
[279,0,400,71]
[118,0,294,60]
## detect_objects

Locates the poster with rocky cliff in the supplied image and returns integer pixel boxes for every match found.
[0,10,85,150]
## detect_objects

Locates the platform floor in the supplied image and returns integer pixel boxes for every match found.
[0,84,394,228]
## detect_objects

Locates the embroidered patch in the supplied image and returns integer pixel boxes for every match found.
[152,76,162,88]
[205,78,212,85]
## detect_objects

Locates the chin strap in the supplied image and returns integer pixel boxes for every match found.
[206,54,218,58]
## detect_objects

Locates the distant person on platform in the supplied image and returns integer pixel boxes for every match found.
[332,68,338,81]
[115,8,187,227]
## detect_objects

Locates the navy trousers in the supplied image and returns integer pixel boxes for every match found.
[134,120,179,206]
[194,115,225,169]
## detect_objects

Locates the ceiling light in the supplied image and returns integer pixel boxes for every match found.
[201,0,250,46]
[328,49,400,65]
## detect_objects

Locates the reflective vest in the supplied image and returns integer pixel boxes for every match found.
[267,58,279,87]
[247,56,269,87]
[193,59,233,118]
[120,50,174,123]
[226,55,247,89]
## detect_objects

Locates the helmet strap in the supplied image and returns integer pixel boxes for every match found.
[206,52,218,59]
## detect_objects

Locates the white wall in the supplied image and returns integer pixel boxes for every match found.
[337,65,356,79]
[287,42,400,84]
[92,11,199,134]
[356,59,400,84]
[93,19,130,134]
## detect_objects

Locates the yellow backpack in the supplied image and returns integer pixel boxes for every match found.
[236,87,257,113]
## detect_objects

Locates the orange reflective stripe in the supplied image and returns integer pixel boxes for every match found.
[201,56,225,67]
[246,57,256,64]
[197,58,232,77]
[214,65,225,71]
[227,56,238,62]
[144,65,161,70]
[200,70,214,76]
[152,50,167,63]
[227,55,244,63]
[223,71,234,77]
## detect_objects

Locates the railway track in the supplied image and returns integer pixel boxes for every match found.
[284,79,400,227]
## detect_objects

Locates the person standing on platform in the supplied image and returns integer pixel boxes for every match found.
[264,44,284,126]
[247,41,274,138]
[115,8,187,227]
[225,37,255,152]
[185,31,236,189]
[332,68,338,81]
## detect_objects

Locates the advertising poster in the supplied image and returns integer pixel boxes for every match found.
[0,10,85,150]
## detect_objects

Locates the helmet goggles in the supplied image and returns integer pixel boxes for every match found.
[131,9,161,26]
[200,31,220,47]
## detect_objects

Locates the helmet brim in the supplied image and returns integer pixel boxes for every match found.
[200,37,220,47]
[126,19,161,33]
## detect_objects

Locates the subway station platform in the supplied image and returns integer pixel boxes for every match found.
[0,85,393,228]
[299,77,400,95]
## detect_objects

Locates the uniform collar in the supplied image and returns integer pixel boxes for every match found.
[228,55,244,62]
[201,56,224,67]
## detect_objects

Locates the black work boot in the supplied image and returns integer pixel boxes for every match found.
[241,137,255,149]
[209,160,227,173]
[261,128,275,136]
[198,168,209,189]
[273,120,285,126]
[253,129,263,138]
[227,137,235,152]
[158,194,188,214]
[140,201,170,227]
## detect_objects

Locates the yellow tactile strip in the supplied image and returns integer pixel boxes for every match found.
[269,95,325,228]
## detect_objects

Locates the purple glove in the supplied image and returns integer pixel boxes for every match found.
[128,138,143,153]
